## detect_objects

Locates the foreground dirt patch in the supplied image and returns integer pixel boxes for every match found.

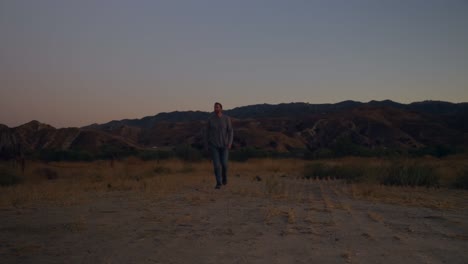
[1,174,467,264]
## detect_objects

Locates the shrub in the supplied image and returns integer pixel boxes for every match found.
[453,168,468,189]
[409,145,458,158]
[35,167,59,180]
[39,149,94,162]
[330,136,373,157]
[381,162,439,187]
[304,163,330,180]
[173,144,203,162]
[230,147,269,162]
[305,145,399,159]
[153,165,172,174]
[97,145,138,160]
[138,150,172,161]
[178,165,196,174]
[0,166,22,186]
[304,148,334,159]
[303,163,364,182]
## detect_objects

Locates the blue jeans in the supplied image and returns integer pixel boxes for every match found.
[210,146,229,185]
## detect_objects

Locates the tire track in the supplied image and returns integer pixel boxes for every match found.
[319,181,438,263]
[329,183,444,264]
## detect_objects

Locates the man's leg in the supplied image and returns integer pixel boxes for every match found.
[220,147,229,185]
[210,146,222,188]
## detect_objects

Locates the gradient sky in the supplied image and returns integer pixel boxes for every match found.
[1,0,467,128]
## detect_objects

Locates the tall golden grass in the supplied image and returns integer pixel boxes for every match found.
[1,156,467,209]
[0,158,212,208]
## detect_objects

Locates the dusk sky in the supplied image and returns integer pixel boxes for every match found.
[1,0,467,128]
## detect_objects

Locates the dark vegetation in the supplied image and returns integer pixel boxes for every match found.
[453,167,468,189]
[0,166,22,186]
[303,161,441,188]
[303,163,365,183]
[28,144,206,163]
[35,167,59,180]
[380,162,439,188]
[9,141,463,163]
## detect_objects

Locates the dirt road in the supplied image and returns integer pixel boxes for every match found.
[1,175,467,263]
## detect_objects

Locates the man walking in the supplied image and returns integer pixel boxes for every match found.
[205,102,234,189]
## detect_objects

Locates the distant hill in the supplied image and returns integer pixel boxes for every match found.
[1,100,468,160]
[84,100,468,129]
[83,111,210,130]
[0,120,140,159]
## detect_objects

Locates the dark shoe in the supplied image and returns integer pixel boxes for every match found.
[215,184,221,189]
[222,178,227,185]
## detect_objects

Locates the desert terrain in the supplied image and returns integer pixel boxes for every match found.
[1,158,467,264]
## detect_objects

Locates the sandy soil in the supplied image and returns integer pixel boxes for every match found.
[1,175,467,264]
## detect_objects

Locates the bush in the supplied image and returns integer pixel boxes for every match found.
[304,148,334,159]
[381,162,439,187]
[330,136,373,157]
[230,147,269,162]
[305,145,401,160]
[409,145,458,158]
[96,145,138,160]
[37,147,142,162]
[35,167,58,180]
[39,149,94,162]
[138,150,172,161]
[153,165,172,174]
[453,168,468,189]
[0,166,22,186]
[173,144,203,161]
[304,163,330,179]
[303,163,364,182]
[178,164,196,174]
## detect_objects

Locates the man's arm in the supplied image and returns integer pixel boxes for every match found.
[204,119,210,150]
[227,117,233,149]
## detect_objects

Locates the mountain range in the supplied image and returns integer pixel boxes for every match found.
[1,100,468,159]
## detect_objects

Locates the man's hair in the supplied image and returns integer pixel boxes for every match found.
[214,102,223,109]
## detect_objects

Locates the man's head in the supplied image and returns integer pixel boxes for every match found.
[214,102,222,115]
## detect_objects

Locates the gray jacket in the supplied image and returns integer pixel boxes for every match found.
[205,114,234,148]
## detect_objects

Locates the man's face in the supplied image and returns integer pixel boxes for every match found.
[214,104,222,114]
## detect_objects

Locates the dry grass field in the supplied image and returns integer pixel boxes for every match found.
[1,157,467,263]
